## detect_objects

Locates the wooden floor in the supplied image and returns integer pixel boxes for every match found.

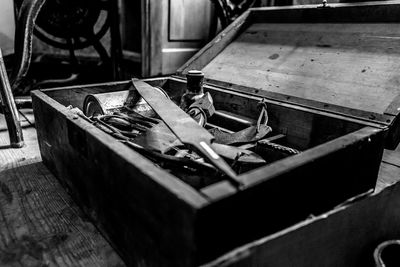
[1,109,400,267]
[0,110,124,267]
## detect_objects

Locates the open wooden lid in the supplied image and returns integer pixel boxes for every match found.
[178,1,400,137]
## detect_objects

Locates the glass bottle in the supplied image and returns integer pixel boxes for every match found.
[180,70,205,111]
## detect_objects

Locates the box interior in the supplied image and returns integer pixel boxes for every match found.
[42,78,372,189]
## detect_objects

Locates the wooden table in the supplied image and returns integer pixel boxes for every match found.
[1,109,400,267]
[0,109,125,266]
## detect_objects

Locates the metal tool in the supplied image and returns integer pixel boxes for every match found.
[374,240,400,267]
[132,80,243,188]
[83,87,169,118]
[187,92,215,127]
[0,49,24,148]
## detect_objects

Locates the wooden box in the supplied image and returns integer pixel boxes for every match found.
[204,180,400,267]
[32,2,400,266]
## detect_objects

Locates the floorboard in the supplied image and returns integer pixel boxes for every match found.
[0,110,125,267]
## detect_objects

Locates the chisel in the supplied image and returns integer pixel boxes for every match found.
[132,80,243,188]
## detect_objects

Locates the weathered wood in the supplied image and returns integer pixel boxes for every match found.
[3,109,400,267]
[0,110,38,163]
[32,89,208,266]
[179,1,400,148]
[33,75,386,265]
[204,180,400,267]
[202,23,400,115]
[250,1,400,23]
[0,111,125,267]
[31,2,400,265]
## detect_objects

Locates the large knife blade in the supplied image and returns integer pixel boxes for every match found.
[132,80,243,188]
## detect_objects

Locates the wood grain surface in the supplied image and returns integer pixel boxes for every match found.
[0,110,125,267]
[201,23,400,115]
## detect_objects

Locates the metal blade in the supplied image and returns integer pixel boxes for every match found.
[132,80,242,188]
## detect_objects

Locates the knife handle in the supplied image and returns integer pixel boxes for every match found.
[197,141,243,188]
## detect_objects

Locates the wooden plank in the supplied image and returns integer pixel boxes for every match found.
[201,23,400,115]
[0,111,39,164]
[382,147,400,168]
[32,90,209,266]
[204,181,400,267]
[195,126,385,263]
[0,159,124,267]
[0,113,125,267]
[251,1,400,23]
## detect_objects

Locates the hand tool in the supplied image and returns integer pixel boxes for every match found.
[187,92,215,127]
[132,80,243,188]
[0,49,24,148]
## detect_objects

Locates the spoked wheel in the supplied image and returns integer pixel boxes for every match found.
[34,0,111,65]
[12,0,122,93]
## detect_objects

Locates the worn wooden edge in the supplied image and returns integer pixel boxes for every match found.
[176,9,251,75]
[38,77,168,94]
[240,126,383,187]
[167,76,388,130]
[382,149,400,168]
[384,92,400,149]
[384,114,400,150]
[250,1,400,23]
[253,0,400,11]
[384,92,400,117]
[197,125,384,202]
[201,78,395,128]
[38,80,131,93]
[202,180,400,267]
[31,89,210,209]
[39,77,395,129]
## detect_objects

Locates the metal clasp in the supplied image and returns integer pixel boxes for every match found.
[318,0,330,8]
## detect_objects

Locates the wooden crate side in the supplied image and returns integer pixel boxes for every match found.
[204,180,400,267]
[385,114,400,150]
[42,81,132,111]
[32,90,209,267]
[194,127,385,263]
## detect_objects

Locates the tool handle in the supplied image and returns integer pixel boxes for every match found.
[0,49,24,148]
[196,141,243,188]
